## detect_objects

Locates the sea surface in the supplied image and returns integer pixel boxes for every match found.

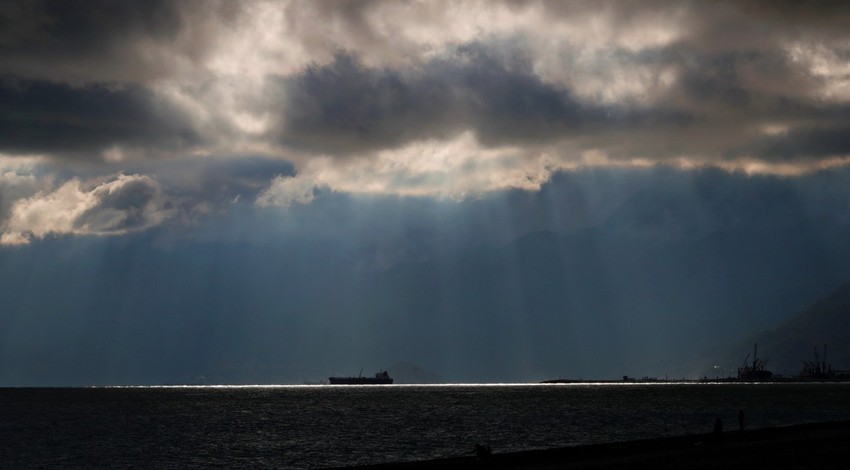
[4,383,850,469]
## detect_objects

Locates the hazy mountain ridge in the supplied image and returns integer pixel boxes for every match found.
[709,281,850,378]
[362,210,850,381]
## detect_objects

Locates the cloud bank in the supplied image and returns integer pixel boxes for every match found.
[1,0,850,240]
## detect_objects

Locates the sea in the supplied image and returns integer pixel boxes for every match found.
[3,383,850,469]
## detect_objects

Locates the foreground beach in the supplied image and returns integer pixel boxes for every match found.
[344,420,850,469]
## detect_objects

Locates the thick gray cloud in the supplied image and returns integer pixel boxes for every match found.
[1,0,850,226]
[734,122,850,161]
[0,0,238,161]
[1,0,849,167]
[276,54,461,155]
[0,0,240,84]
[274,39,850,165]
[0,78,201,159]
[275,49,611,154]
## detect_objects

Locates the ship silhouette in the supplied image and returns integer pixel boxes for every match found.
[329,368,393,385]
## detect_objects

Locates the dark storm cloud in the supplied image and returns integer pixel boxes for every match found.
[0,0,246,160]
[436,45,603,146]
[3,0,849,168]
[0,77,201,159]
[274,48,686,155]
[661,46,850,161]
[2,0,850,217]
[737,124,850,161]
[276,53,461,154]
[729,0,850,26]
[265,0,850,168]
[278,42,824,163]
[0,0,239,84]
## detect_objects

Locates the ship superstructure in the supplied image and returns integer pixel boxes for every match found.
[329,369,393,385]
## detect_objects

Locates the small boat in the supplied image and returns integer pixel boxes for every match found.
[329,369,393,385]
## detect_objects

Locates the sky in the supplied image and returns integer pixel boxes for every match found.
[2,0,850,385]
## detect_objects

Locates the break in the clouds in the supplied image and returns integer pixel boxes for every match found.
[2,0,850,238]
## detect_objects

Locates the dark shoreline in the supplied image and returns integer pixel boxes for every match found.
[541,378,850,384]
[338,420,850,469]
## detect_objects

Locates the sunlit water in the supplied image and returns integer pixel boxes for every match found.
[4,383,850,468]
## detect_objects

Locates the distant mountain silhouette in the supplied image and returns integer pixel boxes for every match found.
[707,282,850,378]
[359,175,850,382]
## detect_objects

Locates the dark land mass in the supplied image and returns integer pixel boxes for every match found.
[710,281,850,379]
[339,420,850,469]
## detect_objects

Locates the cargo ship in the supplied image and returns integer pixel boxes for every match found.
[329,369,393,385]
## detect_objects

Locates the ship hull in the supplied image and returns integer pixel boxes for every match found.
[328,377,393,385]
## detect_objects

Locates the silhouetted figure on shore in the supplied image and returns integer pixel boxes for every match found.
[738,409,746,431]
[713,417,724,444]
